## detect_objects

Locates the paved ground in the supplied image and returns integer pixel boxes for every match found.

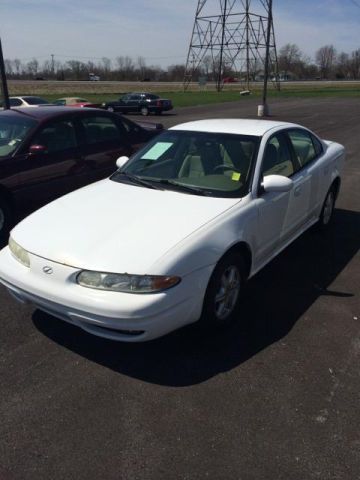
[0,97,359,480]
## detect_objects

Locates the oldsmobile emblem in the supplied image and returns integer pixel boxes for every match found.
[43,266,53,275]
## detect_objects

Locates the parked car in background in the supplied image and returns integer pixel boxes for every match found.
[101,92,173,116]
[0,119,344,342]
[1,96,52,108]
[0,107,162,242]
[223,77,238,83]
[54,97,100,108]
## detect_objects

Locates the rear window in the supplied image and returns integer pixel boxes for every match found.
[0,116,37,157]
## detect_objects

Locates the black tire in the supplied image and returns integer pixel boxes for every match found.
[316,185,336,231]
[140,106,149,116]
[199,251,247,329]
[0,200,11,246]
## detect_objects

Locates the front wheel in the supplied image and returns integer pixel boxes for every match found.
[140,106,149,116]
[199,252,247,329]
[0,200,11,246]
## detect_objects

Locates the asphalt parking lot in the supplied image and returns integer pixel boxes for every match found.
[0,97,359,480]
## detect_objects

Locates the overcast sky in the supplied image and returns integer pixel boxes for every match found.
[1,0,360,67]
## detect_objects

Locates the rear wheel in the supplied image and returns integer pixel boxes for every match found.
[317,186,336,230]
[199,252,247,329]
[140,106,149,116]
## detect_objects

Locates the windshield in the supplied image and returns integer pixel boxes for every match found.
[0,116,37,157]
[111,130,260,198]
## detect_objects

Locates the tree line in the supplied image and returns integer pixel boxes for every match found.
[4,45,360,82]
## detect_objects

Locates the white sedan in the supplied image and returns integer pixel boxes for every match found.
[0,119,345,342]
[4,96,52,108]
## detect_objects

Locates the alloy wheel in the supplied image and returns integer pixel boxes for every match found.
[214,265,241,321]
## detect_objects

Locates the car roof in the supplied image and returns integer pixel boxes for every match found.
[0,106,102,121]
[10,96,44,100]
[170,119,300,136]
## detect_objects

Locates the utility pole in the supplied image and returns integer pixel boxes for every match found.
[261,0,273,116]
[245,0,250,90]
[51,54,55,76]
[0,38,10,110]
[216,0,228,92]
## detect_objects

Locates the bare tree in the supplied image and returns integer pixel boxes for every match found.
[26,58,39,77]
[349,49,360,79]
[278,43,302,78]
[336,52,350,79]
[316,45,337,79]
[4,59,13,76]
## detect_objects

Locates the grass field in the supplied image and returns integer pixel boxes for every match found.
[7,80,360,108]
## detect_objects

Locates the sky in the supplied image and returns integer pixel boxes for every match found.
[1,0,360,68]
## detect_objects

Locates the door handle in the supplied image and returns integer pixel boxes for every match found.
[294,186,302,197]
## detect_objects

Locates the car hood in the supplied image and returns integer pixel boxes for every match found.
[12,179,240,274]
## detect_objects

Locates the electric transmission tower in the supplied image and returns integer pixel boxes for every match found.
[183,0,279,91]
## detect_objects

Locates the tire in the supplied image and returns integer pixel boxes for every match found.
[316,185,336,231]
[199,251,247,329]
[107,106,114,112]
[140,106,149,116]
[0,200,11,246]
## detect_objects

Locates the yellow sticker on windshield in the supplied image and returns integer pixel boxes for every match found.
[231,172,241,181]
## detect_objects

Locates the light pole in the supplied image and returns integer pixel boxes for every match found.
[0,38,10,110]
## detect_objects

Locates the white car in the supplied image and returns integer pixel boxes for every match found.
[0,119,345,342]
[3,96,51,108]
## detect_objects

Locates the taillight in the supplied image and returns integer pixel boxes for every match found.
[157,100,161,107]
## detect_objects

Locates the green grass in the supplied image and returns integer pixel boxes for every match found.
[16,84,360,109]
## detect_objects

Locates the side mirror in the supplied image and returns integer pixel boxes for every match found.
[262,175,293,193]
[29,144,47,154]
[116,156,129,169]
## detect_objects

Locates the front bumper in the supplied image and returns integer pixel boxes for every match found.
[0,247,211,342]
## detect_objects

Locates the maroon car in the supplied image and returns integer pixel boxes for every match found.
[0,107,162,243]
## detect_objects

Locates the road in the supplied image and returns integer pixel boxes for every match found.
[0,97,359,480]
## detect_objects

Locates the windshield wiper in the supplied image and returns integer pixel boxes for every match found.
[116,171,163,190]
[157,179,209,196]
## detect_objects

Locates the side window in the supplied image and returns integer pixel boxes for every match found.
[80,116,121,144]
[287,129,317,167]
[31,120,77,153]
[261,134,294,178]
[10,98,23,107]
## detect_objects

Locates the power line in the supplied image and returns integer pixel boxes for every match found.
[348,0,360,8]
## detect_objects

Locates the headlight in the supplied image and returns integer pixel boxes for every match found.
[9,237,30,268]
[102,102,106,106]
[77,271,181,293]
